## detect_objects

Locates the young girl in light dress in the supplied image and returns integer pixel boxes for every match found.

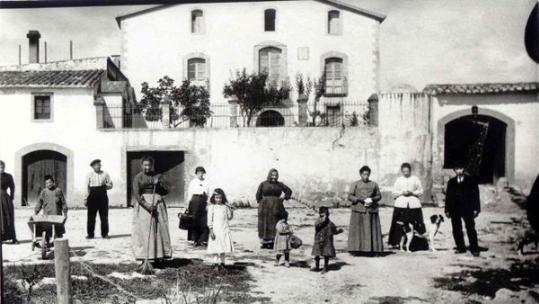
[207,188,234,268]
[274,212,292,267]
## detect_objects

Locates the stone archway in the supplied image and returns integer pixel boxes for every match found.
[437,108,515,183]
[15,143,74,206]
[256,110,285,127]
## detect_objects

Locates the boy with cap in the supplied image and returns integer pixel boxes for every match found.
[85,159,113,239]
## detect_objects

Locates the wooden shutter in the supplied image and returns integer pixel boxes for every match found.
[192,10,203,33]
[259,47,281,86]
[328,10,341,35]
[265,9,276,31]
[187,58,206,81]
[325,58,344,95]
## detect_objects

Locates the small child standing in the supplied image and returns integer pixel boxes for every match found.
[34,175,68,238]
[311,207,343,274]
[207,188,234,269]
[274,212,291,267]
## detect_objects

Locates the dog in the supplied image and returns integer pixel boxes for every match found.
[403,214,444,252]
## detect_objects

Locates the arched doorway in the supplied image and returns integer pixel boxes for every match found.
[22,150,67,206]
[256,110,285,127]
[444,114,509,184]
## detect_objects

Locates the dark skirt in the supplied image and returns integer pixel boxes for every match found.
[258,196,286,242]
[1,190,16,241]
[388,207,425,246]
[187,195,208,243]
[348,211,383,252]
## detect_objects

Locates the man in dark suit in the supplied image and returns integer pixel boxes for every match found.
[444,163,481,256]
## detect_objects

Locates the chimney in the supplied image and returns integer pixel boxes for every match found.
[26,30,41,63]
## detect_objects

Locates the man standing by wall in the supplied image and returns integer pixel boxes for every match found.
[85,159,113,239]
[444,163,481,257]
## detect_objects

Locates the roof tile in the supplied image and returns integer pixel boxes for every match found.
[424,82,539,95]
[0,70,105,88]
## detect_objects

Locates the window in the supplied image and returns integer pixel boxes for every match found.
[324,57,346,96]
[328,10,341,35]
[33,95,51,120]
[259,46,282,86]
[187,58,207,81]
[264,9,276,31]
[191,9,204,34]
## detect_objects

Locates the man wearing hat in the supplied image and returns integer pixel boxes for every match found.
[85,159,113,239]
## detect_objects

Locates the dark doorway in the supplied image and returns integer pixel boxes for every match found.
[444,115,506,184]
[127,151,185,206]
[256,110,285,127]
[22,150,67,206]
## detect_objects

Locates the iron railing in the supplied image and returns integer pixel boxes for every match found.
[101,100,371,129]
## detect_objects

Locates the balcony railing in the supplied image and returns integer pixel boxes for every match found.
[99,99,372,129]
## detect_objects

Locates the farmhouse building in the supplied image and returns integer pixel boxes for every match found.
[115,0,385,127]
[0,1,538,210]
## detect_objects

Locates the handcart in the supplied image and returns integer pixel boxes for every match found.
[27,215,66,259]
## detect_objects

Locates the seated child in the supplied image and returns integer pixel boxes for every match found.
[311,207,343,274]
[33,175,68,240]
[274,212,292,267]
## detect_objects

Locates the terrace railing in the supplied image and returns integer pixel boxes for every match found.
[97,99,375,129]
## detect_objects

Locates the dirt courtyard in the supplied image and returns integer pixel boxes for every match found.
[3,203,539,304]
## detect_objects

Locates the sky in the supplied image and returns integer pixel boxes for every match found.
[0,0,537,91]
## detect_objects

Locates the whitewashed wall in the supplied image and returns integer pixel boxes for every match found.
[119,1,380,105]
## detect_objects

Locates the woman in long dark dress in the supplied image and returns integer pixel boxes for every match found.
[186,166,209,247]
[0,160,18,244]
[131,156,172,263]
[256,168,292,249]
[347,165,383,254]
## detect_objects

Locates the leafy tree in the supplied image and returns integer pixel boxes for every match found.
[223,69,290,126]
[295,73,313,98]
[139,76,211,127]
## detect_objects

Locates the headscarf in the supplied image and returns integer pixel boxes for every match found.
[266,168,279,182]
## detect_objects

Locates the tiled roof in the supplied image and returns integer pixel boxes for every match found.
[115,0,386,27]
[424,82,539,95]
[0,70,104,88]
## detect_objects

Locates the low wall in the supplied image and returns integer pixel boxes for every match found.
[92,126,432,207]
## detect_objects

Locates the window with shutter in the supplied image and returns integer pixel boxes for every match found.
[187,58,207,87]
[259,47,281,86]
[325,57,345,95]
[34,95,51,120]
[264,9,276,31]
[328,10,341,35]
[191,10,204,34]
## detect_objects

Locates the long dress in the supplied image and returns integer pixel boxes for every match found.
[0,172,17,241]
[347,179,384,253]
[256,181,292,243]
[388,175,425,246]
[207,204,234,254]
[186,178,209,243]
[131,172,172,260]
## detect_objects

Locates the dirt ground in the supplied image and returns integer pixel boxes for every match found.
[3,202,539,304]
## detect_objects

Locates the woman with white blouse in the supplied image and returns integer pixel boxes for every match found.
[186,166,210,247]
[388,163,425,251]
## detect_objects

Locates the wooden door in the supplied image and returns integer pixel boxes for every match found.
[127,151,185,207]
[23,150,67,206]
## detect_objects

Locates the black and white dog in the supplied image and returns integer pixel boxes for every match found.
[405,214,444,252]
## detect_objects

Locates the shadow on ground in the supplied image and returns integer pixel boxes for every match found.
[366,296,430,304]
[432,257,539,298]
[3,257,271,304]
